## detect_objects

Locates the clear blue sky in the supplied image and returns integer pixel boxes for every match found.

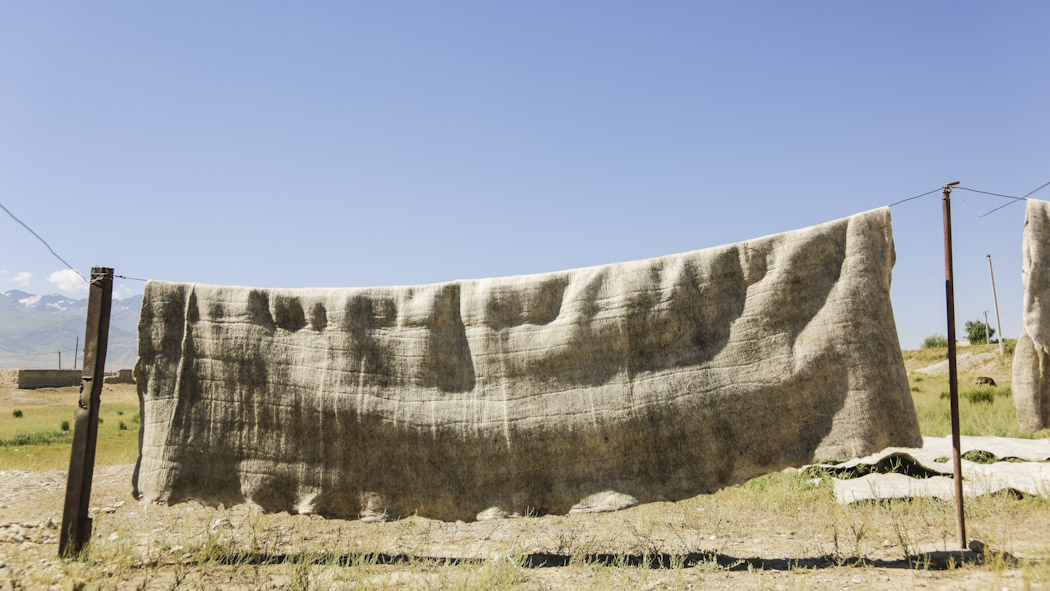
[1,2,1047,348]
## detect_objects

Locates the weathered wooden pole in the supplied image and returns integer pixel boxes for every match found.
[59,267,113,558]
[941,183,967,550]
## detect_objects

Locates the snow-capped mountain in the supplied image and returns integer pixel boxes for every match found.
[9,292,82,312]
[0,290,141,371]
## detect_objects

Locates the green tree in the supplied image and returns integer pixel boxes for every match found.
[964,320,995,344]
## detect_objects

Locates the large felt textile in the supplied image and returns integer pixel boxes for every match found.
[1012,199,1050,431]
[133,207,920,521]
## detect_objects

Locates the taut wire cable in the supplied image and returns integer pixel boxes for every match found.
[0,201,88,284]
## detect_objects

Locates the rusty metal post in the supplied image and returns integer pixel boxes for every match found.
[59,267,113,558]
[942,183,967,550]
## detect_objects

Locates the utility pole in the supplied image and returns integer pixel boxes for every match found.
[60,267,113,558]
[987,255,1004,356]
[941,182,967,551]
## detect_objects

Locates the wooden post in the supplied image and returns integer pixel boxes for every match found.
[941,183,967,550]
[59,267,113,558]
[988,255,1004,356]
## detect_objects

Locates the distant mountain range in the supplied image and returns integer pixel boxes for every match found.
[0,290,141,371]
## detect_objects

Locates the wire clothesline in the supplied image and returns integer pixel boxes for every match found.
[3,179,1050,288]
[0,349,78,360]
[886,188,942,208]
[956,180,1050,218]
[0,202,88,284]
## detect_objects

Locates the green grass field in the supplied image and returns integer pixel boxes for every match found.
[903,344,1050,440]
[0,384,140,470]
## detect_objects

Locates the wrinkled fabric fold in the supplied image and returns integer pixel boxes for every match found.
[133,207,920,521]
[1012,199,1050,431]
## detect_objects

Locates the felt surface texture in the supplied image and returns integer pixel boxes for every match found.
[1012,199,1050,431]
[133,207,919,521]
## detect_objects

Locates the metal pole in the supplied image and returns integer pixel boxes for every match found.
[988,255,1004,356]
[942,182,967,550]
[59,267,113,558]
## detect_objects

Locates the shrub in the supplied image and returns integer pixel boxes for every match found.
[118,421,128,431]
[922,334,949,349]
[60,420,70,431]
[964,320,995,345]
[966,388,996,404]
[117,410,124,416]
[12,409,23,418]
[1003,338,1017,355]
[940,387,1000,403]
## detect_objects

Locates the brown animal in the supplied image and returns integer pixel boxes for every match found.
[975,376,997,387]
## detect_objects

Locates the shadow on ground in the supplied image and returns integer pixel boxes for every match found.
[161,548,1021,571]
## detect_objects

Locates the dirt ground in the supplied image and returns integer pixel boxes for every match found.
[1,462,1047,590]
[1,378,1048,590]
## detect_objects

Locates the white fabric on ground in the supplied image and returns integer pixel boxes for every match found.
[812,436,1050,503]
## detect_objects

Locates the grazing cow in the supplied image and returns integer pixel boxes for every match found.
[975,376,997,387]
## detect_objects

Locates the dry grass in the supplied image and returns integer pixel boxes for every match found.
[4,465,1046,589]
[1,352,1048,589]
